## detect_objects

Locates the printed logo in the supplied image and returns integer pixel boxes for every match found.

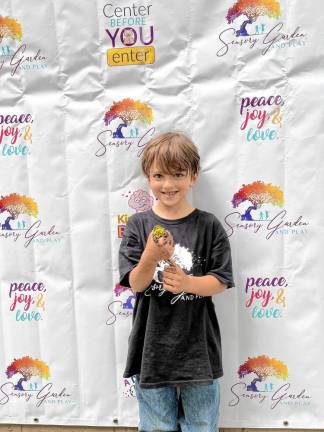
[0,16,23,42]
[95,98,155,158]
[244,275,287,319]
[103,2,155,66]
[0,112,33,157]
[224,181,309,239]
[0,16,48,75]
[7,281,46,322]
[144,242,203,304]
[0,193,62,247]
[117,188,155,238]
[1,356,72,406]
[123,376,136,398]
[217,0,306,57]
[106,283,135,326]
[229,355,311,409]
[240,94,283,143]
[227,0,281,37]
[6,356,50,391]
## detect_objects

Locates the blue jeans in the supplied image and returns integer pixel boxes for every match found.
[134,376,220,432]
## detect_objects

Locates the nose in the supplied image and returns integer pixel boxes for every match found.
[162,175,175,189]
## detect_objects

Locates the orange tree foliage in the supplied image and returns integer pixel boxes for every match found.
[238,355,288,381]
[0,16,23,41]
[104,98,153,126]
[227,0,281,22]
[6,356,50,380]
[232,181,284,208]
[0,193,38,218]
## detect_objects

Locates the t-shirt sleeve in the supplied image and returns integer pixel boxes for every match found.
[206,216,235,288]
[118,215,144,287]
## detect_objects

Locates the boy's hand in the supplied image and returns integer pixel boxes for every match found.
[141,228,174,264]
[162,260,190,294]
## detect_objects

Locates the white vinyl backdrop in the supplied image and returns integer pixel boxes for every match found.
[0,0,323,427]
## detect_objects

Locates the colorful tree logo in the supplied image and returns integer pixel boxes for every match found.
[0,193,38,230]
[238,355,288,391]
[0,16,23,42]
[6,356,50,391]
[103,98,153,138]
[232,181,284,221]
[226,0,281,37]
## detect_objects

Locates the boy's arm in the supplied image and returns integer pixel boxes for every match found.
[129,255,158,293]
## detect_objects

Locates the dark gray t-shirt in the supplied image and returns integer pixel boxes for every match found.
[119,208,234,388]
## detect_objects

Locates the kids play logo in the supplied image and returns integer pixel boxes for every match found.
[1,356,72,407]
[217,0,306,57]
[117,188,154,238]
[224,181,309,239]
[0,193,62,247]
[239,94,283,143]
[95,98,155,158]
[0,15,48,76]
[0,112,33,157]
[106,283,135,326]
[229,355,311,409]
[103,2,155,66]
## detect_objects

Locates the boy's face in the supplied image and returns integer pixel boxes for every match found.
[147,162,197,210]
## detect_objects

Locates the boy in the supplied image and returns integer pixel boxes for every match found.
[119,132,234,431]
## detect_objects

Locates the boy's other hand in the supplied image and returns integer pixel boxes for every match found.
[142,229,174,264]
[162,260,189,294]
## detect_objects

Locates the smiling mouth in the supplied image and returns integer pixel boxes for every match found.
[162,192,178,196]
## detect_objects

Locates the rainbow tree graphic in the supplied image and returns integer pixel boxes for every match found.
[0,193,38,230]
[6,356,50,391]
[238,355,288,392]
[0,16,23,42]
[232,181,284,221]
[104,98,153,139]
[226,0,281,37]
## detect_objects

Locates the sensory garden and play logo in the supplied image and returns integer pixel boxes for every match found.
[0,15,48,75]
[6,356,50,391]
[229,355,311,409]
[0,193,62,247]
[95,98,155,158]
[106,283,136,326]
[227,0,281,37]
[1,356,72,407]
[224,181,309,239]
[217,0,306,57]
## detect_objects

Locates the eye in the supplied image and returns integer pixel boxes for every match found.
[174,173,185,178]
[152,173,162,179]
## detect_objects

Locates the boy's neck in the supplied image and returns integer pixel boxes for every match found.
[152,202,195,220]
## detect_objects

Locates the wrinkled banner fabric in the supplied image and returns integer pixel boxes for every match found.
[0,0,323,428]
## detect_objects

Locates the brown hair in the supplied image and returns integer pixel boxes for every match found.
[141,132,200,177]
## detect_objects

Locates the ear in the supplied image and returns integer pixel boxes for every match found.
[190,173,198,187]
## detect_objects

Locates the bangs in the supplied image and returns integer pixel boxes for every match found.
[152,144,190,174]
[142,132,200,176]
